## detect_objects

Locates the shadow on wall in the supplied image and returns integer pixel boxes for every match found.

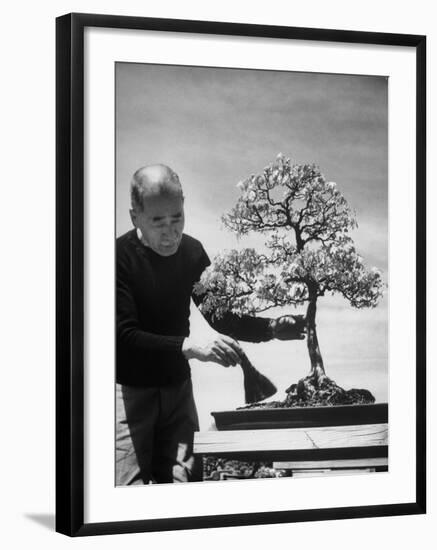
[24,513,55,531]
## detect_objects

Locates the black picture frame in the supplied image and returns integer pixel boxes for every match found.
[56,12,426,537]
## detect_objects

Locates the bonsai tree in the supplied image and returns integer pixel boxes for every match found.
[194,153,385,407]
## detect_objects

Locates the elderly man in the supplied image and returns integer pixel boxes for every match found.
[116,164,305,485]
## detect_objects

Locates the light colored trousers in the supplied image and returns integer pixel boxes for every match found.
[116,379,202,485]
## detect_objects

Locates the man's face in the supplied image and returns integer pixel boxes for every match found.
[131,194,185,257]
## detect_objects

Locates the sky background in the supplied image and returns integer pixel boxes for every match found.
[116,63,388,430]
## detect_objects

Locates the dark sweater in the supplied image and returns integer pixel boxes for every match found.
[116,229,273,387]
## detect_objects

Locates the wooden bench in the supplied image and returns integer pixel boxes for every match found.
[194,423,388,478]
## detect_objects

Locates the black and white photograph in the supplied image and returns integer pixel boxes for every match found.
[115,62,389,486]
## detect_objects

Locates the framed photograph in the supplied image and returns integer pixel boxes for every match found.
[56,12,426,536]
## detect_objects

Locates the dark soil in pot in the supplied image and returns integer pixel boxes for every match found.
[239,371,375,410]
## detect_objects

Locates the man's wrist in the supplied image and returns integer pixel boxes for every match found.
[182,337,192,359]
[182,337,198,360]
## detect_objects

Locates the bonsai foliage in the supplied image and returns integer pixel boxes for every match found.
[194,153,384,402]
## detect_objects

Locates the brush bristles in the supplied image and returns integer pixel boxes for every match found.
[240,353,277,404]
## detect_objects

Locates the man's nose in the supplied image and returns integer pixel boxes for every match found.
[161,221,177,236]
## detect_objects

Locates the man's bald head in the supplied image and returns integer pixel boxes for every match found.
[130,164,183,212]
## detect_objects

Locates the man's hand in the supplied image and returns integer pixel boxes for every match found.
[270,314,306,340]
[182,331,245,367]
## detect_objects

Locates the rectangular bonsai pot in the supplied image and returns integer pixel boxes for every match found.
[211,403,388,431]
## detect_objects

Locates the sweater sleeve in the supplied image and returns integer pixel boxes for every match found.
[191,245,274,343]
[117,255,185,353]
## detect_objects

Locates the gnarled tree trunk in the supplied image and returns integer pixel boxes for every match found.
[288,287,332,402]
[306,299,324,376]
[305,284,328,387]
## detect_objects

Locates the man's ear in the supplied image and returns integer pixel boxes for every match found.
[129,209,137,228]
